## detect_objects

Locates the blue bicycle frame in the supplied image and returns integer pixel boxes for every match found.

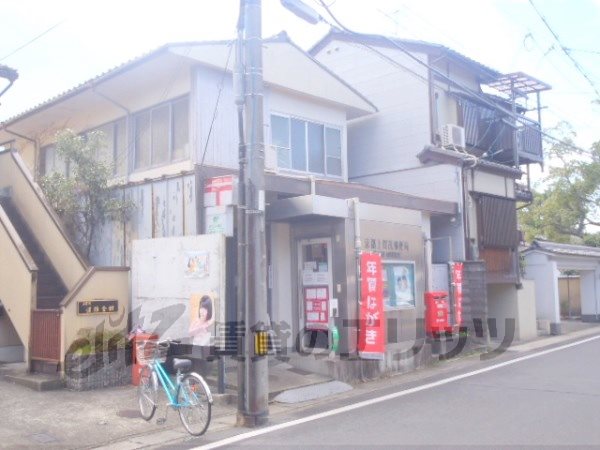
[150,360,189,407]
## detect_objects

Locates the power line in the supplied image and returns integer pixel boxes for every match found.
[528,0,600,99]
[565,48,600,57]
[315,0,592,156]
[0,20,65,62]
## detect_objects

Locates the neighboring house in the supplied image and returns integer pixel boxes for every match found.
[522,240,600,335]
[311,31,550,342]
[0,33,457,380]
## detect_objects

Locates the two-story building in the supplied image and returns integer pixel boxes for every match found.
[0,33,458,380]
[312,31,549,342]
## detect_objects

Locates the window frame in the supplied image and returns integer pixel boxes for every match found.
[133,95,190,171]
[270,113,344,179]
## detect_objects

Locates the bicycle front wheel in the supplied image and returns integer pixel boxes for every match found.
[177,373,212,436]
[138,365,157,421]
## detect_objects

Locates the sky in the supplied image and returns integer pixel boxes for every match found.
[0,0,598,183]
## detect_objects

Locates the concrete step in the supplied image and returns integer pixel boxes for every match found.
[2,369,64,392]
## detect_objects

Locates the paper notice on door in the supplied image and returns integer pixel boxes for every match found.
[304,261,317,271]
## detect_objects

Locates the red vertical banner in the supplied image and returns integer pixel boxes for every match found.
[358,252,386,359]
[451,262,464,327]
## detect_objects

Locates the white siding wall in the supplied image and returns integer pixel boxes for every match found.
[194,67,348,180]
[315,41,431,178]
[355,164,461,203]
[194,66,239,169]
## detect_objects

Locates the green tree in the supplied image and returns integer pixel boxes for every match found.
[519,123,600,244]
[40,129,133,259]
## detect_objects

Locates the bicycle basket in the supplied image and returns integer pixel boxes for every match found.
[136,339,169,365]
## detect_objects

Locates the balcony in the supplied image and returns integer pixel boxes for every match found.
[457,95,543,166]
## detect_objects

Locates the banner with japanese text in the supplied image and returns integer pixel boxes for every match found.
[451,262,464,327]
[358,252,386,359]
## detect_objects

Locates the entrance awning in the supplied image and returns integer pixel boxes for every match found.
[267,195,348,221]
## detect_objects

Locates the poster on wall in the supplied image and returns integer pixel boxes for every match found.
[358,252,386,359]
[184,251,210,278]
[382,261,416,309]
[188,292,218,346]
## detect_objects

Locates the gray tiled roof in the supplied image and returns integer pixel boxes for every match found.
[524,240,600,258]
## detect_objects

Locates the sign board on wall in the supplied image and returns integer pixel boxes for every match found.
[131,234,226,347]
[204,176,236,207]
[358,252,386,359]
[77,299,118,315]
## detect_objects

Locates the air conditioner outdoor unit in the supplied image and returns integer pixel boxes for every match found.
[442,124,466,149]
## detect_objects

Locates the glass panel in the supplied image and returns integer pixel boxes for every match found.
[115,118,127,176]
[307,122,324,174]
[271,115,289,149]
[95,123,114,169]
[135,111,151,169]
[291,119,306,171]
[151,104,170,165]
[277,147,291,169]
[172,97,189,161]
[43,145,55,176]
[327,157,342,176]
[325,128,341,158]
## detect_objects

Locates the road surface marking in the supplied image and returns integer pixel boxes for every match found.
[194,333,600,449]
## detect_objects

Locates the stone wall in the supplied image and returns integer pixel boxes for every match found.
[65,347,132,391]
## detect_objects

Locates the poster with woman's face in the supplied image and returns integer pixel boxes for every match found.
[189,292,217,347]
[383,261,415,309]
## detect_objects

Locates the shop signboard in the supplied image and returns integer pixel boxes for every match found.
[358,252,386,359]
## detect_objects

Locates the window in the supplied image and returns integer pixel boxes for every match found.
[42,144,68,177]
[92,118,127,176]
[134,96,189,170]
[271,114,343,177]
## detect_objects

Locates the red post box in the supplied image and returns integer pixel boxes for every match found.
[425,291,450,336]
[131,332,158,386]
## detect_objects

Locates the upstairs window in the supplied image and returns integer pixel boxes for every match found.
[134,96,189,170]
[93,118,127,176]
[271,114,342,177]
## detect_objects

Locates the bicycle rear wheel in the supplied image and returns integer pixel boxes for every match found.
[138,365,157,421]
[177,373,212,436]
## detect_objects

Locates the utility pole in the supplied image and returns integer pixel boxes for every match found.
[236,0,269,427]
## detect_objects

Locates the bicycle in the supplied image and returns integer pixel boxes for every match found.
[136,338,213,436]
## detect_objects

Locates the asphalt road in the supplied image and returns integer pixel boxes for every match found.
[195,335,600,449]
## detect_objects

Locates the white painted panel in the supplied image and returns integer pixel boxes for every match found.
[153,181,168,238]
[472,170,515,198]
[355,164,461,203]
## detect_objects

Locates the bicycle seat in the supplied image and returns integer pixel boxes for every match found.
[173,358,192,372]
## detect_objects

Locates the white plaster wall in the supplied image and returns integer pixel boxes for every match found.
[270,223,293,331]
[516,280,538,341]
[523,253,561,323]
[580,270,600,318]
[488,284,518,343]
[470,170,515,198]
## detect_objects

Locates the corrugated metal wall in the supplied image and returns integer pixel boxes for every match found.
[90,174,197,266]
